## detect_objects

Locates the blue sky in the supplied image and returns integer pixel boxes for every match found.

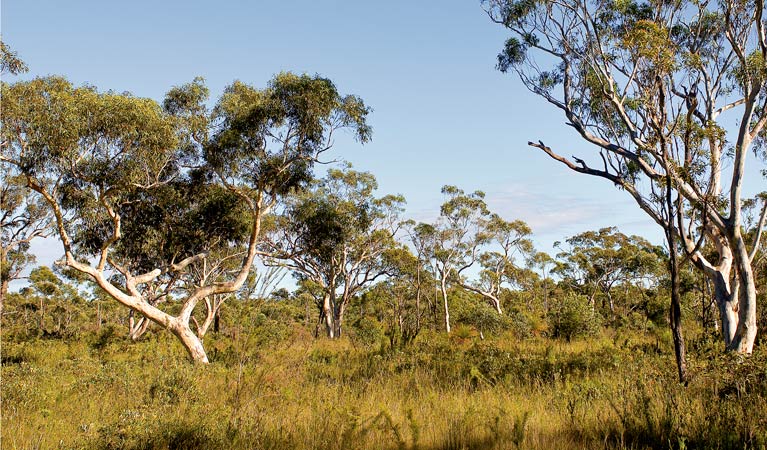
[5,0,761,275]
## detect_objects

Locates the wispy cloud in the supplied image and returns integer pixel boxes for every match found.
[485,182,662,250]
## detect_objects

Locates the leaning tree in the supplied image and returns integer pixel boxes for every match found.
[1,73,371,362]
[484,0,767,353]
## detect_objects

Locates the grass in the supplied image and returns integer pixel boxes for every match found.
[2,323,767,449]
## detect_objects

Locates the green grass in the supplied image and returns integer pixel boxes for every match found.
[2,326,767,449]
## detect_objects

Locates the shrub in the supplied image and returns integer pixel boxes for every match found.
[351,316,385,346]
[548,294,602,341]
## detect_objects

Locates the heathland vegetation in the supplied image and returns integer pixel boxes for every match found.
[2,0,767,448]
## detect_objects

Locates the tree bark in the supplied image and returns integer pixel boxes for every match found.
[171,320,209,363]
[668,245,688,383]
[322,293,335,338]
[441,279,451,333]
[0,278,8,319]
[710,270,738,346]
[728,235,758,353]
[333,303,345,338]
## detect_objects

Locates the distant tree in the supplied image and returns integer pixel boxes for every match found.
[554,227,661,317]
[422,186,491,333]
[457,216,534,315]
[1,73,370,362]
[404,221,443,328]
[264,168,404,338]
[528,251,555,312]
[484,0,767,353]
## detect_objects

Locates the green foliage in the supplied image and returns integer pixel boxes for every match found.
[497,37,527,72]
[548,294,602,341]
[0,40,28,75]
[4,315,767,449]
[352,316,385,346]
[207,73,371,195]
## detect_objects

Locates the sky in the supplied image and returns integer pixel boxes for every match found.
[2,0,764,283]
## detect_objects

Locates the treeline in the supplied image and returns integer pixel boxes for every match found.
[5,176,765,354]
[1,33,766,367]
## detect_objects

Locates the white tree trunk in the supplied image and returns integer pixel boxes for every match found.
[128,315,151,341]
[491,297,503,315]
[441,280,451,333]
[728,237,758,353]
[322,294,335,338]
[171,320,209,363]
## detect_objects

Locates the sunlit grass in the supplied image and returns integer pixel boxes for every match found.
[2,326,766,449]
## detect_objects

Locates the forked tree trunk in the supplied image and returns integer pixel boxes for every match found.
[128,314,151,341]
[710,269,738,347]
[193,296,225,337]
[728,238,758,353]
[332,303,346,338]
[171,320,209,363]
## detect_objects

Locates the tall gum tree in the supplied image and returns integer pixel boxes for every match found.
[424,186,491,333]
[484,0,767,353]
[0,41,50,316]
[264,168,404,338]
[0,73,371,362]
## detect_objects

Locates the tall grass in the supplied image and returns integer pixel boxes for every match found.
[3,325,766,449]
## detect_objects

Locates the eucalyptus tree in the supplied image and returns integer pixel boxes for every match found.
[367,247,425,347]
[425,186,491,333]
[484,0,767,352]
[457,216,534,315]
[554,228,661,316]
[1,73,371,362]
[529,251,555,312]
[0,42,51,316]
[264,168,404,338]
[0,176,51,316]
[402,220,441,329]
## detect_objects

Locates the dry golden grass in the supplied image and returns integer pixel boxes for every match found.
[2,325,766,449]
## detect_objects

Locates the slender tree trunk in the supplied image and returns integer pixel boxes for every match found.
[415,264,422,331]
[665,163,686,382]
[607,291,615,317]
[96,300,101,331]
[668,248,688,383]
[492,296,502,315]
[195,297,221,338]
[129,315,151,341]
[440,279,451,333]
